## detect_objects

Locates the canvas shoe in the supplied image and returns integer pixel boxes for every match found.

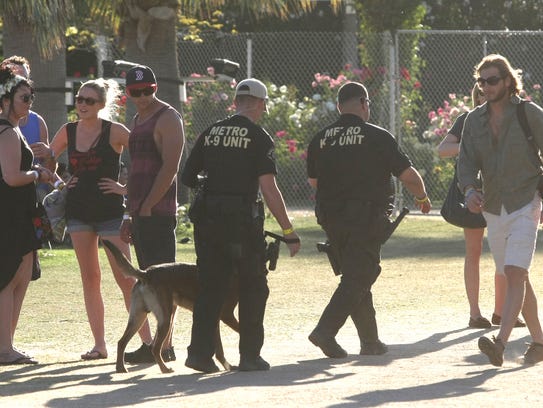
[478,336,505,367]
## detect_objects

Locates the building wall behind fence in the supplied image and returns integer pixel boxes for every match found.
[111,30,543,211]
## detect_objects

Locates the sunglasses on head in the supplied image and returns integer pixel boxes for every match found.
[75,96,99,106]
[128,87,155,97]
[20,93,34,103]
[360,97,371,106]
[476,76,503,86]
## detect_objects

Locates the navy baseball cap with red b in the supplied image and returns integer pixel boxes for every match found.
[126,65,157,90]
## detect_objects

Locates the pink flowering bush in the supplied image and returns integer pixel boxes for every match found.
[422,93,471,143]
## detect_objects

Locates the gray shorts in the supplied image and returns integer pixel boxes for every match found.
[66,217,122,237]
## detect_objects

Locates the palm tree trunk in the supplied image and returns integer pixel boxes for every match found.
[3,15,68,146]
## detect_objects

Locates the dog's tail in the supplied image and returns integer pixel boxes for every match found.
[102,240,147,281]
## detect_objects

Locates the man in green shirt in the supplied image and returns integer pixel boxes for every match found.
[458,54,543,366]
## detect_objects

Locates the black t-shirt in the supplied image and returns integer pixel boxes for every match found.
[182,114,276,200]
[448,112,468,140]
[307,113,412,207]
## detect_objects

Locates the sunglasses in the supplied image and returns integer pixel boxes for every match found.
[128,87,155,97]
[476,76,503,86]
[20,93,35,103]
[75,96,100,106]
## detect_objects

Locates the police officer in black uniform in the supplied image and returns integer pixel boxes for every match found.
[307,81,431,358]
[182,78,301,373]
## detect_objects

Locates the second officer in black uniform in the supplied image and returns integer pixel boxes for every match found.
[182,78,301,373]
[307,81,431,358]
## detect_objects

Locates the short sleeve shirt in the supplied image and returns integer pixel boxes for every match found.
[307,113,412,206]
[181,114,276,199]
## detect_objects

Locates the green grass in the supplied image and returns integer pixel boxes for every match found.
[17,214,543,362]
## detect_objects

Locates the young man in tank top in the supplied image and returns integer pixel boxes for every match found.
[120,65,185,364]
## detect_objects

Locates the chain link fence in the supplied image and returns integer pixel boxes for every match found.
[111,30,543,211]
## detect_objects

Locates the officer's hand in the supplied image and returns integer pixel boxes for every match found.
[419,197,431,214]
[284,231,301,256]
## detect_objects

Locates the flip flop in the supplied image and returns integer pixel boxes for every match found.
[81,349,108,360]
[0,356,38,365]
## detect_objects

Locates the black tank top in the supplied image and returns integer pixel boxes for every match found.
[65,120,124,222]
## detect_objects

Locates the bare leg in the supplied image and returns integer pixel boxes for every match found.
[71,231,107,355]
[521,279,543,344]
[0,252,32,360]
[463,228,484,318]
[494,273,507,316]
[498,265,528,343]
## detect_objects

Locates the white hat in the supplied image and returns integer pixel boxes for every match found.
[235,78,268,100]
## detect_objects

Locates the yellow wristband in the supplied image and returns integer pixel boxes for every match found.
[414,195,429,204]
[282,227,294,235]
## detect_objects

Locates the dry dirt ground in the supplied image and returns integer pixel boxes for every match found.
[2,215,543,407]
[2,300,543,407]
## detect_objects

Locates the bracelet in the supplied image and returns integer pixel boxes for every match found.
[464,187,476,199]
[282,227,294,235]
[123,214,131,220]
[31,170,39,181]
[414,195,429,204]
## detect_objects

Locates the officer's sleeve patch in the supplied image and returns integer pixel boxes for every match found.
[267,147,276,162]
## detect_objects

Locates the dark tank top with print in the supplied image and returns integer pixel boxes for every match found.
[65,120,124,222]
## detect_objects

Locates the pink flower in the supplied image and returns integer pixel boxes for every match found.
[276,130,287,138]
[286,139,297,153]
[400,67,411,81]
[534,84,541,90]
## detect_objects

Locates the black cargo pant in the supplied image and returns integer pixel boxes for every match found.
[187,204,268,361]
[314,221,382,344]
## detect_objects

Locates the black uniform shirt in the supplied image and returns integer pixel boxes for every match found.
[307,113,412,206]
[182,114,277,199]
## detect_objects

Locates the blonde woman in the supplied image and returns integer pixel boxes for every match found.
[49,79,153,360]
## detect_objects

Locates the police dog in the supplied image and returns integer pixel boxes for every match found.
[102,240,239,374]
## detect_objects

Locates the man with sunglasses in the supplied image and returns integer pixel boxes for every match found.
[306,81,431,359]
[121,65,184,364]
[458,54,543,366]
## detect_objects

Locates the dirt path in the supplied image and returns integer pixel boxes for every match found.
[2,306,543,407]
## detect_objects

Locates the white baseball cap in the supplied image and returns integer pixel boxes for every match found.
[235,78,268,100]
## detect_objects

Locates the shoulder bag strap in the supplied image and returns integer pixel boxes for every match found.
[517,100,543,167]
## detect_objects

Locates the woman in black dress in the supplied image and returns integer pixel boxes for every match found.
[0,66,53,365]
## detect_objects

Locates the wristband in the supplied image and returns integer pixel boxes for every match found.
[464,187,476,199]
[282,227,294,235]
[414,195,429,204]
[123,214,131,220]
[31,170,39,181]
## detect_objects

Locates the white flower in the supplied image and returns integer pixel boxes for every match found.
[2,75,25,98]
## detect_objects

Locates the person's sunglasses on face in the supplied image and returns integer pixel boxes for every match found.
[128,87,155,97]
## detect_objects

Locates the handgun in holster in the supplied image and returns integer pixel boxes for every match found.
[316,241,341,275]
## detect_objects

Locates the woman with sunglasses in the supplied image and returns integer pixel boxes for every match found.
[48,78,152,361]
[0,66,54,365]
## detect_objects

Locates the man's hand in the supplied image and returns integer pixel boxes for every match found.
[465,190,484,214]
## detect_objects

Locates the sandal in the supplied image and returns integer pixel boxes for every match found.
[0,356,38,365]
[81,349,108,360]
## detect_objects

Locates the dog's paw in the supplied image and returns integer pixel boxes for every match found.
[160,366,174,374]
